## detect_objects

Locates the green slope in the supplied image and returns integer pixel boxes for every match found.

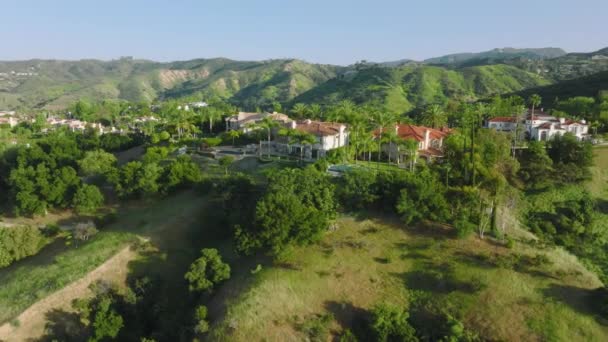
[293,64,550,113]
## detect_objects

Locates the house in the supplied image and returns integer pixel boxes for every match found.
[225,112,293,132]
[485,109,590,141]
[0,116,18,128]
[525,110,589,141]
[486,117,518,131]
[270,119,349,159]
[379,124,452,162]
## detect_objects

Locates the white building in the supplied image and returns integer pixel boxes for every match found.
[225,112,293,132]
[279,119,349,159]
[485,110,589,141]
[486,117,518,132]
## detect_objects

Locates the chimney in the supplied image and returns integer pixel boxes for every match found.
[305,119,312,125]
[424,129,430,150]
[290,120,297,129]
[559,117,565,124]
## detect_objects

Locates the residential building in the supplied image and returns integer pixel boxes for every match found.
[268,119,349,159]
[0,116,18,127]
[485,109,590,141]
[225,111,292,132]
[379,124,452,161]
[487,117,518,131]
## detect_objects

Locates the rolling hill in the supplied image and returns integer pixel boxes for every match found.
[1,46,607,112]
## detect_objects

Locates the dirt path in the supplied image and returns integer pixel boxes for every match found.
[0,246,137,342]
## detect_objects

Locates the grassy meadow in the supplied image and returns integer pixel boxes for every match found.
[209,216,608,341]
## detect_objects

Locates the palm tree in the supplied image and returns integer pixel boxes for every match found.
[381,128,399,164]
[291,103,308,119]
[528,94,542,116]
[399,138,419,171]
[227,129,241,146]
[308,104,323,119]
[295,131,317,163]
[252,116,279,158]
[359,133,377,162]
[278,127,298,155]
[205,107,222,133]
[421,104,447,128]
[370,111,397,163]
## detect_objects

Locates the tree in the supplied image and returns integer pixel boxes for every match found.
[518,141,554,189]
[90,297,124,342]
[236,167,336,256]
[371,111,397,163]
[420,104,447,128]
[251,116,280,158]
[295,131,317,162]
[162,155,203,192]
[194,305,210,334]
[395,170,449,225]
[227,129,241,146]
[528,94,542,116]
[291,103,309,118]
[72,184,104,214]
[218,156,235,175]
[184,248,231,292]
[78,150,117,179]
[369,304,417,342]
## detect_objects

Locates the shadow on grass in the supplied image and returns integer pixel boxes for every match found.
[35,309,87,342]
[323,301,372,340]
[542,284,608,325]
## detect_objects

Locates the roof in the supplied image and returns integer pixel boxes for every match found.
[489,116,517,123]
[227,112,292,125]
[392,124,451,142]
[295,120,346,137]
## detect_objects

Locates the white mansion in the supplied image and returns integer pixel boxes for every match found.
[486,109,589,141]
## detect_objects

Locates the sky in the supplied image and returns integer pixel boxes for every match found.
[1,0,607,65]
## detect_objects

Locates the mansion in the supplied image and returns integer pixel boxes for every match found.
[486,109,589,141]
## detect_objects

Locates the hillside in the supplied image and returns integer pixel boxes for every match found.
[292,64,550,113]
[424,47,567,65]
[515,70,608,101]
[209,216,607,341]
[1,47,607,112]
[0,58,341,110]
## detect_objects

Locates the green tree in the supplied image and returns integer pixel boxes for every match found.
[218,156,235,175]
[78,150,117,179]
[420,104,447,128]
[291,103,309,118]
[89,297,124,342]
[185,248,231,292]
[528,94,542,115]
[227,129,241,146]
[72,184,104,214]
[369,304,417,342]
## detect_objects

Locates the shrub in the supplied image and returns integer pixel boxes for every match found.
[0,226,47,268]
[369,303,417,342]
[299,313,334,342]
[184,248,231,292]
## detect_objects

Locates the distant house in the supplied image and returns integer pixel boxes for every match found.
[487,117,518,132]
[0,116,18,128]
[288,119,349,158]
[225,112,292,132]
[379,124,452,161]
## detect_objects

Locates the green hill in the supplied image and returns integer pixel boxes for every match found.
[1,48,607,112]
[424,47,567,65]
[292,64,550,113]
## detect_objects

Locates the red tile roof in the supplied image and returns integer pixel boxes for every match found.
[393,124,451,142]
[295,120,346,137]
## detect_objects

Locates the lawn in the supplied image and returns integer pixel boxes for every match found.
[0,191,208,326]
[208,216,608,341]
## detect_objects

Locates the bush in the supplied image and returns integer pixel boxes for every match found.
[369,304,417,342]
[184,248,231,292]
[0,226,47,268]
[299,313,334,342]
[72,184,104,214]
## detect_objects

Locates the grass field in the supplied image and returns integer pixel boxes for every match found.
[0,191,208,326]
[589,146,608,199]
[208,216,608,341]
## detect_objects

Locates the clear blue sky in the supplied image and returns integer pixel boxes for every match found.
[2,0,607,65]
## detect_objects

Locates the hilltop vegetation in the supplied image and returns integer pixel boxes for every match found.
[2,46,608,113]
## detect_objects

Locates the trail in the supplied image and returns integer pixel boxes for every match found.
[0,246,137,342]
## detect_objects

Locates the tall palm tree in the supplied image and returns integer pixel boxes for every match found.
[528,94,542,116]
[359,133,377,162]
[399,138,419,171]
[252,116,279,158]
[278,127,298,155]
[421,104,447,128]
[381,128,399,164]
[295,131,317,163]
[370,111,397,163]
